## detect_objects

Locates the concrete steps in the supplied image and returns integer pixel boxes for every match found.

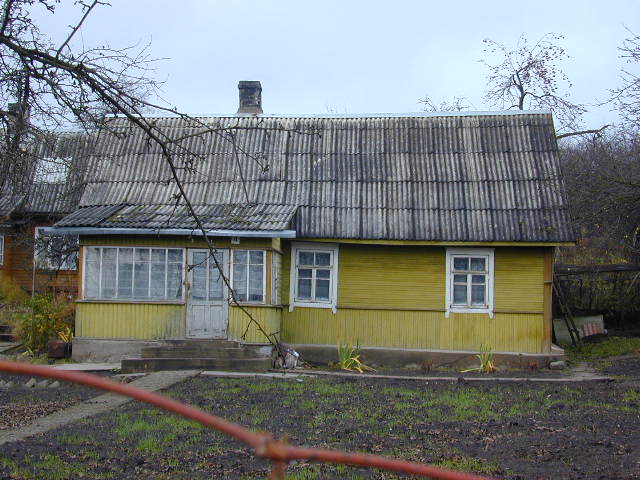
[121,339,273,373]
[0,325,15,343]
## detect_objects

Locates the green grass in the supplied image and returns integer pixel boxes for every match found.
[437,455,501,475]
[566,336,640,361]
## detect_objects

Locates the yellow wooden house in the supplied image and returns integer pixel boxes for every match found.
[45,82,573,367]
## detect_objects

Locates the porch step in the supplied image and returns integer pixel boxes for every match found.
[141,346,267,359]
[0,325,15,342]
[163,339,240,348]
[120,357,273,374]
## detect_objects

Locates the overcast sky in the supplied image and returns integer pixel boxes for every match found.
[34,1,639,130]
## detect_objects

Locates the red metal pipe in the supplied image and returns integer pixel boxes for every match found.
[0,361,497,480]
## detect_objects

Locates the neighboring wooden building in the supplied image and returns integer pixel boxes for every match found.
[46,83,575,365]
[0,132,94,296]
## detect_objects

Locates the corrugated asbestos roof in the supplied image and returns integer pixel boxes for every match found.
[58,203,297,231]
[0,131,96,218]
[59,112,574,242]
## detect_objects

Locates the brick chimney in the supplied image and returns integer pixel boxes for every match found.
[237,81,263,115]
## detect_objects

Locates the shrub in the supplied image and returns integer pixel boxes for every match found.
[12,294,75,353]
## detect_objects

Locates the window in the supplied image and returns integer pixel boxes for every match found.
[445,248,494,318]
[289,243,339,312]
[231,250,265,303]
[83,247,184,301]
[34,227,78,271]
[33,157,70,183]
[0,234,4,266]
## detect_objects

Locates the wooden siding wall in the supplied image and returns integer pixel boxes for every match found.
[76,302,184,339]
[227,306,281,343]
[282,243,549,353]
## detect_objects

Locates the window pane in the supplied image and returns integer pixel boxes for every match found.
[134,262,150,298]
[453,274,467,284]
[315,279,330,300]
[453,284,467,305]
[85,247,100,262]
[471,274,485,284]
[117,248,133,298]
[297,278,312,299]
[298,251,314,265]
[208,262,223,300]
[234,250,247,264]
[315,253,331,266]
[471,285,486,305]
[249,264,263,302]
[135,248,149,262]
[316,269,331,279]
[168,249,182,263]
[151,249,165,262]
[191,263,206,300]
[167,263,183,299]
[470,257,486,272]
[233,263,247,301]
[453,257,468,271]
[249,251,263,264]
[298,268,313,279]
[150,263,166,298]
[101,248,117,298]
[85,255,100,298]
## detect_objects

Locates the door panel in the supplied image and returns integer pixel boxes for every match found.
[186,249,228,338]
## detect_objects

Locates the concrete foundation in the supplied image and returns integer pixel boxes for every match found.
[292,344,565,369]
[72,338,164,363]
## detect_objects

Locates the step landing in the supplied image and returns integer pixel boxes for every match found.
[121,339,273,373]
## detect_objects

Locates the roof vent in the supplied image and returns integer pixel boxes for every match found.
[237,81,263,115]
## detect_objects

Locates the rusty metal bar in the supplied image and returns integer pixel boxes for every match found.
[0,361,496,480]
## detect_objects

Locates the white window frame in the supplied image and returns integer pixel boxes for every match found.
[230,249,266,304]
[445,248,494,319]
[0,233,4,266]
[82,246,185,302]
[289,242,339,313]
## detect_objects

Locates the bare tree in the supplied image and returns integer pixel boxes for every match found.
[559,128,640,264]
[611,29,640,130]
[481,33,586,133]
[419,95,471,113]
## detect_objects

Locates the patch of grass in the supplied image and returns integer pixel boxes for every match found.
[31,454,86,480]
[437,455,501,475]
[136,436,162,453]
[567,337,640,360]
[58,432,92,445]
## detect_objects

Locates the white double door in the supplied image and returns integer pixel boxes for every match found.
[186,249,229,339]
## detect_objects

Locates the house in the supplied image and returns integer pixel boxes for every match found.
[45,81,574,368]
[0,131,94,296]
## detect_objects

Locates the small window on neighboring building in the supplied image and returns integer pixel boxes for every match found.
[445,248,494,318]
[34,227,78,271]
[290,243,339,313]
[231,250,265,303]
[33,157,70,183]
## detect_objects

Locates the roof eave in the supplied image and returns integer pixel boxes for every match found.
[40,226,297,238]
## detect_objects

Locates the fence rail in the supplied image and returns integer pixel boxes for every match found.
[0,361,495,480]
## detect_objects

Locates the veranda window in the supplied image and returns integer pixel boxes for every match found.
[84,247,183,301]
[232,250,265,303]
